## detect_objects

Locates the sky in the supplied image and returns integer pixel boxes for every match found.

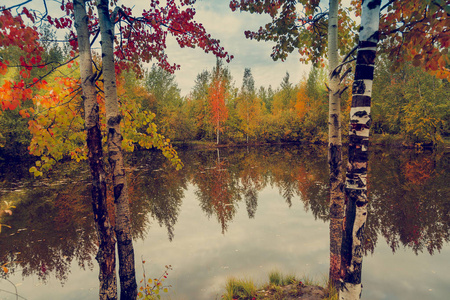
[138,0,312,96]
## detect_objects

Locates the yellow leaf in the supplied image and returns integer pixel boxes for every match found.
[2,266,8,273]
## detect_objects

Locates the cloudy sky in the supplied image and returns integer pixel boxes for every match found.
[148,0,311,96]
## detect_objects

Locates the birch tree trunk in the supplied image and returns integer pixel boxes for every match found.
[327,0,345,287]
[340,1,381,299]
[73,1,117,299]
[96,1,138,299]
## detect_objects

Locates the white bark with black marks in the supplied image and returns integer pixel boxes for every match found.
[328,0,345,287]
[73,1,117,299]
[340,0,381,299]
[96,0,137,298]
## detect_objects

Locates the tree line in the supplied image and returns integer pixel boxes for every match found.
[3,50,448,159]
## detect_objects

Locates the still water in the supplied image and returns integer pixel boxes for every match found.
[0,145,449,299]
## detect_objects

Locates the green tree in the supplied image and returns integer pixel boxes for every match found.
[372,57,450,145]
[187,70,214,140]
[258,85,275,113]
[236,68,262,143]
[272,72,297,114]
[143,65,187,141]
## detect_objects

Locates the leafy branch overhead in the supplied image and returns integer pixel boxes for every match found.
[229,0,357,65]
[230,0,449,78]
[48,0,234,76]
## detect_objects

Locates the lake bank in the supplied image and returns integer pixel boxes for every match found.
[221,271,334,300]
[171,133,450,151]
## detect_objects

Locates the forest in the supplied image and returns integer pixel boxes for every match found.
[2,51,449,159]
[0,0,449,300]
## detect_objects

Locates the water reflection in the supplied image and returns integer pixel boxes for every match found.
[0,145,449,290]
[366,149,450,255]
[0,171,96,283]
[127,153,187,241]
[193,149,238,234]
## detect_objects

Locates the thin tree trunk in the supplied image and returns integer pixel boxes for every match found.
[327,0,345,288]
[96,1,137,299]
[247,108,249,144]
[340,1,381,299]
[73,1,117,299]
[217,110,220,145]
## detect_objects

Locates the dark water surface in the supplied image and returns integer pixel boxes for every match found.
[0,145,449,299]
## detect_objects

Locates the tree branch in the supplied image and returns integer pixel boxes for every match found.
[0,0,32,12]
[380,0,395,12]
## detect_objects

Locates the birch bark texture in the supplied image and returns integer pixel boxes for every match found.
[340,0,381,299]
[96,0,138,298]
[327,0,345,288]
[73,1,117,299]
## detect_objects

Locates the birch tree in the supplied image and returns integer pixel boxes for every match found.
[73,1,118,298]
[327,0,345,288]
[96,0,137,298]
[340,1,381,299]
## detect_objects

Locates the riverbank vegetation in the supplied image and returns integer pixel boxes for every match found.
[222,271,336,300]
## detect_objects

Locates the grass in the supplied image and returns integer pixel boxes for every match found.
[268,270,297,286]
[223,277,258,300]
[222,271,339,300]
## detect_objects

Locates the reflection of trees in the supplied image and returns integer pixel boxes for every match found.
[126,151,187,241]
[1,145,448,286]
[229,148,268,219]
[266,146,329,216]
[189,145,449,257]
[366,149,450,255]
[193,149,238,233]
[0,178,96,283]
[191,145,330,231]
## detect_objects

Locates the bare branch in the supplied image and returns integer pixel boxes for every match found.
[330,44,358,78]
[339,67,353,84]
[338,86,349,97]
[380,0,396,12]
[0,0,32,12]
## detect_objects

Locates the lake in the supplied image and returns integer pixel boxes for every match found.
[1,144,449,299]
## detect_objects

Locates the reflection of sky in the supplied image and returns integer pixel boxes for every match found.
[364,242,450,300]
[2,182,450,299]
[134,183,329,299]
